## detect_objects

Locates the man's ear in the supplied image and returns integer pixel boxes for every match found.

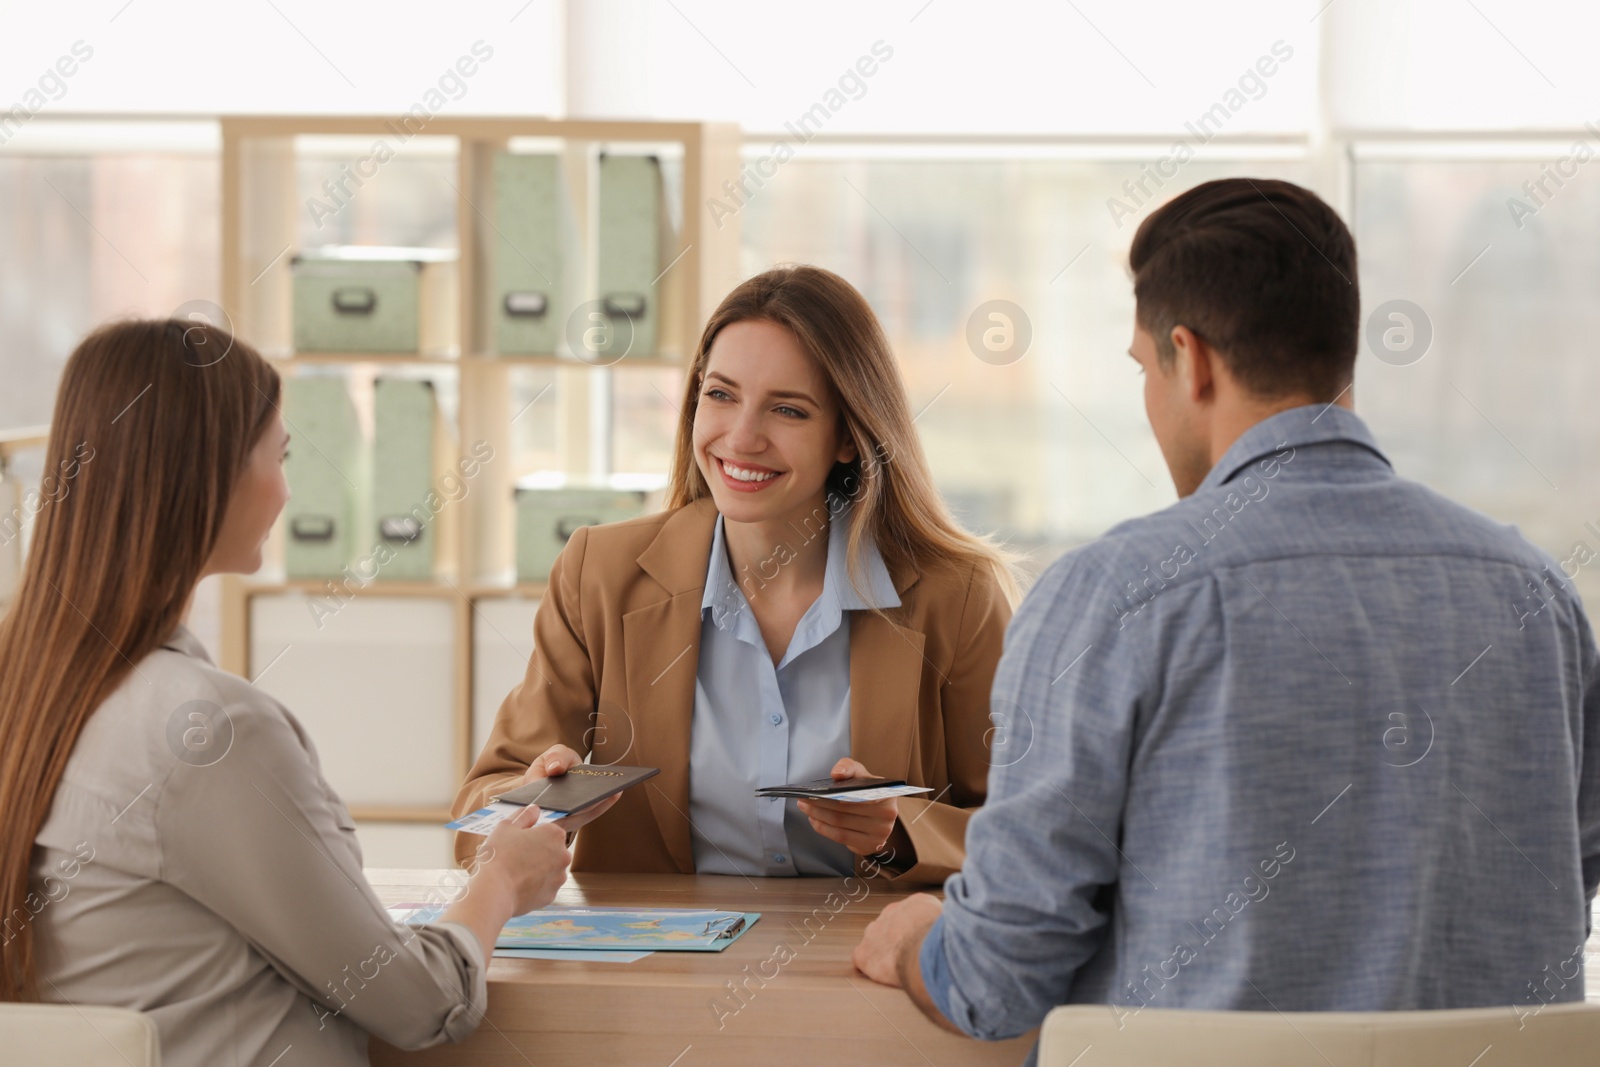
[1169,325,1216,405]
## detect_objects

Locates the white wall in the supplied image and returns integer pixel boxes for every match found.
[2,0,1593,133]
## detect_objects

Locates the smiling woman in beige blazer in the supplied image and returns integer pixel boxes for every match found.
[455,266,1018,885]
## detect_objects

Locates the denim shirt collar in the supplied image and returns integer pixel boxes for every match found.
[1197,403,1392,494]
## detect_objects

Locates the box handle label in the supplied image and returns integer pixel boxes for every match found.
[290,515,337,542]
[379,516,423,544]
[331,287,378,315]
[504,291,549,318]
[601,292,647,319]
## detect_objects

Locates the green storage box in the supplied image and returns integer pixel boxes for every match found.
[292,246,452,353]
[493,153,564,355]
[515,484,648,582]
[282,376,360,579]
[594,154,662,360]
[372,378,441,580]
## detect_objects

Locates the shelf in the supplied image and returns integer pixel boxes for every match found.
[463,354,686,369]
[0,425,49,465]
[222,115,723,142]
[265,352,686,369]
[464,580,550,599]
[238,576,548,600]
[268,351,463,365]
[219,114,742,826]
[347,806,454,824]
[241,577,465,597]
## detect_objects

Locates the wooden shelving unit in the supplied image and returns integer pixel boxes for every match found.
[0,426,50,608]
[217,116,741,829]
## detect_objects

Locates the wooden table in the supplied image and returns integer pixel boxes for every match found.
[365,868,1034,1067]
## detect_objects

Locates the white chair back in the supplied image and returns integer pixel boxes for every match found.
[1038,1001,1600,1066]
[0,1002,160,1067]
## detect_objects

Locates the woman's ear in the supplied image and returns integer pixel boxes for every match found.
[836,429,859,465]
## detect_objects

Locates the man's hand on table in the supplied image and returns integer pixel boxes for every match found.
[853,892,941,986]
[852,893,965,1035]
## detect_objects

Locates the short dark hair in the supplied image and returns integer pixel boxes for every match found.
[1129,177,1359,400]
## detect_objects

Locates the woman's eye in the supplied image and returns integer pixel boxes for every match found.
[704,388,731,401]
[776,405,805,418]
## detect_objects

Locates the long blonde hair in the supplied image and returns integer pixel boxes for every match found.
[667,264,1019,606]
[0,319,280,999]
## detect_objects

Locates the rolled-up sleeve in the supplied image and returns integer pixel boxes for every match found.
[918,915,960,1023]
[156,698,487,1049]
[929,552,1150,1040]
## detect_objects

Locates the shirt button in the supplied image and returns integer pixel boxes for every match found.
[770,713,783,725]
[772,854,787,865]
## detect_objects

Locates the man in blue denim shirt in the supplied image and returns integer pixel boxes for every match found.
[853,178,1600,1062]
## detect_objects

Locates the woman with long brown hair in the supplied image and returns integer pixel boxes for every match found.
[456,264,1018,885]
[0,319,581,1066]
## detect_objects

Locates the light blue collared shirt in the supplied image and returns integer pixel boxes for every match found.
[922,405,1600,1065]
[688,508,901,877]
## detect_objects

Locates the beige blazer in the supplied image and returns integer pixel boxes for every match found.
[454,497,1011,884]
[32,624,486,1067]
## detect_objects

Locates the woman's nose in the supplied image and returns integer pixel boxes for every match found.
[723,407,765,453]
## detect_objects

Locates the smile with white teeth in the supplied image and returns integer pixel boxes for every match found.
[720,459,780,482]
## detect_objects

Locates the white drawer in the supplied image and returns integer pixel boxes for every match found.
[249,593,458,808]
[353,821,458,870]
[470,596,540,760]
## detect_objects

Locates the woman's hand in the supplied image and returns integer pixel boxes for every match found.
[796,757,903,857]
[480,804,571,913]
[516,744,621,832]
[558,794,620,831]
[443,803,571,961]
[520,744,583,784]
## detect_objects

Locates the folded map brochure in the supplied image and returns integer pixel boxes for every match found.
[756,776,934,802]
[389,903,758,952]
[445,764,659,835]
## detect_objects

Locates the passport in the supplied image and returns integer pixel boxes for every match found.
[493,763,660,815]
[755,776,905,798]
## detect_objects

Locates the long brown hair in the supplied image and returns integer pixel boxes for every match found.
[667,264,1019,605]
[0,318,279,999]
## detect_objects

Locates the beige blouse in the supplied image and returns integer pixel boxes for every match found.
[29,624,486,1067]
